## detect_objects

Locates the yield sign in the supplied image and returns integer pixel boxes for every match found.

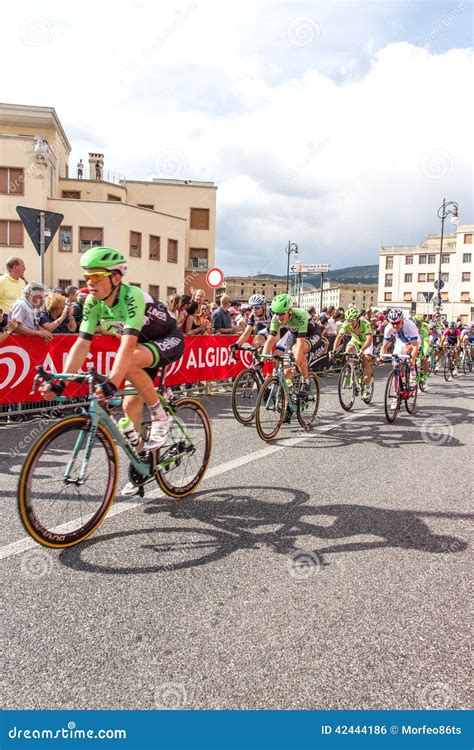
[16,206,64,256]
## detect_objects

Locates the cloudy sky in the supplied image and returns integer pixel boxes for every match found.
[3,0,473,275]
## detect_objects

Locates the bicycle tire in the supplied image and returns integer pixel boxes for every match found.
[417,363,429,393]
[338,364,355,411]
[155,398,211,498]
[384,371,400,423]
[231,368,261,424]
[297,372,320,429]
[18,417,118,549]
[443,353,452,382]
[463,351,472,374]
[405,367,418,414]
[255,376,286,441]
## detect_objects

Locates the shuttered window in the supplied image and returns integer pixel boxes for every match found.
[130,231,142,257]
[167,286,177,296]
[79,227,103,252]
[0,167,24,195]
[167,239,178,263]
[189,247,208,268]
[149,235,160,260]
[190,208,209,230]
[59,226,72,252]
[149,285,160,298]
[0,220,23,246]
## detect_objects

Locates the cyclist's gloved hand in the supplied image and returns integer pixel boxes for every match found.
[97,380,118,401]
[229,343,239,352]
[50,380,66,396]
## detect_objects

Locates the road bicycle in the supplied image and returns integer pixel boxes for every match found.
[337,352,374,411]
[255,352,320,441]
[443,346,459,382]
[381,353,418,423]
[18,365,211,548]
[428,344,440,375]
[230,345,265,424]
[415,351,429,393]
[459,344,472,375]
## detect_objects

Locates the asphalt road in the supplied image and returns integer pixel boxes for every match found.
[0,367,472,711]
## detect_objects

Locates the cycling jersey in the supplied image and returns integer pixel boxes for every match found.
[340,318,372,348]
[269,308,317,339]
[418,322,430,342]
[383,319,420,345]
[248,306,272,334]
[443,328,461,345]
[79,284,177,342]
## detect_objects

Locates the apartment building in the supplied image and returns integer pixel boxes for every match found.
[297,282,378,312]
[216,276,288,304]
[0,103,216,299]
[378,226,473,323]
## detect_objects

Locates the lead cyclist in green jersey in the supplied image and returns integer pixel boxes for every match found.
[331,309,374,397]
[40,247,184,453]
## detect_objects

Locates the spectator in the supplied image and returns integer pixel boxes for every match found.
[39,293,77,334]
[307,306,317,321]
[177,294,192,329]
[192,288,206,306]
[95,161,102,180]
[77,159,84,178]
[209,302,218,313]
[199,304,212,335]
[211,295,240,335]
[64,285,83,326]
[165,293,181,319]
[8,283,53,342]
[0,318,19,345]
[184,301,210,335]
[0,257,27,325]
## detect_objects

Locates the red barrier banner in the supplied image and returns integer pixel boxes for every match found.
[0,334,255,405]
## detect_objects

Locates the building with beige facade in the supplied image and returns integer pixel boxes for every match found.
[297,283,378,312]
[378,225,473,323]
[0,103,216,299]
[216,276,288,304]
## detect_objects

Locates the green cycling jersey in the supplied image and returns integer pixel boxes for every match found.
[269,308,312,338]
[339,318,372,348]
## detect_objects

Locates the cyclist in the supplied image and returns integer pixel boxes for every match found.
[261,294,327,396]
[428,320,443,372]
[379,308,420,376]
[440,321,461,376]
[331,308,374,398]
[40,247,184,455]
[460,321,474,358]
[413,314,430,389]
[232,294,272,350]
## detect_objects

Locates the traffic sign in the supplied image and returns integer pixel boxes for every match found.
[434,279,445,290]
[206,266,224,288]
[433,295,442,306]
[16,206,63,256]
[289,263,331,274]
[290,264,300,273]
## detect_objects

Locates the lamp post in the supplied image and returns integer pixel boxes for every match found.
[285,241,299,293]
[436,199,459,315]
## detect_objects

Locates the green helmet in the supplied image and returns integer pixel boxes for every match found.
[413,314,424,322]
[80,247,128,275]
[271,293,293,313]
[345,308,359,321]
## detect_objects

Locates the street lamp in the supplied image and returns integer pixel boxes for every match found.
[435,199,459,315]
[285,241,299,293]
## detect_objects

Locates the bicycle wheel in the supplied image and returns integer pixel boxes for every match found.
[361,377,375,404]
[405,367,418,414]
[384,371,400,423]
[417,364,429,393]
[443,353,452,381]
[338,364,355,411]
[463,351,472,374]
[255,376,286,441]
[18,417,118,549]
[231,368,261,424]
[155,398,211,498]
[297,373,320,429]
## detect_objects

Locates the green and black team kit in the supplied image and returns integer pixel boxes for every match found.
[79,284,184,377]
[339,318,373,349]
[269,308,325,354]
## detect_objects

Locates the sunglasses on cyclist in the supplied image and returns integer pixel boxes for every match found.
[392,320,403,326]
[274,312,288,317]
[252,305,262,310]
[84,271,113,283]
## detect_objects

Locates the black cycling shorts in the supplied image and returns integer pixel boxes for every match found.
[141,328,184,380]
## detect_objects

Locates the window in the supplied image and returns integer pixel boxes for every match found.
[385,274,393,287]
[463,253,472,263]
[405,255,413,265]
[418,254,427,264]
[149,285,160,298]
[404,273,412,283]
[62,190,81,199]
[149,235,160,260]
[190,208,210,230]
[384,292,392,302]
[189,248,208,269]
[427,273,435,282]
[385,256,393,270]
[403,292,412,302]
[138,204,154,210]
[428,254,436,264]
[441,273,449,282]
[59,226,72,252]
[464,234,472,244]
[107,194,121,202]
[167,286,177,296]
[417,292,433,302]
[418,273,426,282]
[0,220,23,247]
[442,253,450,263]
[460,292,470,302]
[0,167,24,195]
[58,279,72,288]
[77,279,86,288]
[130,231,142,257]
[462,272,471,282]
[167,238,178,263]
[79,227,103,252]
[441,292,448,302]
[130,282,141,287]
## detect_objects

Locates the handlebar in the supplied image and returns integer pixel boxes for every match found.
[31,364,109,398]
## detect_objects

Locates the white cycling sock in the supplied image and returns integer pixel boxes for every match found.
[149,401,167,422]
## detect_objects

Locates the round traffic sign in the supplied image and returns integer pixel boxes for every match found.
[434,279,445,290]
[206,266,224,288]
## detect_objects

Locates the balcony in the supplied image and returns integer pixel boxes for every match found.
[60,166,125,184]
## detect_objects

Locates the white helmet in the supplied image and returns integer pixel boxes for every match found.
[387,308,404,323]
[248,294,266,306]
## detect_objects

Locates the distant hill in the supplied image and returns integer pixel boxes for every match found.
[255,264,379,286]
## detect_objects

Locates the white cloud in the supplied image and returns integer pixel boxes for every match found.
[2,1,472,274]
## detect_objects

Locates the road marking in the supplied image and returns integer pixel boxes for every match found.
[0,406,380,562]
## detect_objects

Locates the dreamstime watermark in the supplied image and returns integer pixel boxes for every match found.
[421,3,464,49]
[287,549,321,579]
[420,148,454,180]
[417,681,454,709]
[20,17,54,47]
[420,416,454,446]
[276,137,330,192]
[287,17,321,47]
[154,681,187,709]
[153,149,188,179]
[9,407,63,458]
[143,4,197,59]
[20,549,54,580]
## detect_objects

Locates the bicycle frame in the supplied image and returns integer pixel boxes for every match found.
[268,353,299,415]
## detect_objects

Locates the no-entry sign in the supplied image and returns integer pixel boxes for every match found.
[206,267,224,288]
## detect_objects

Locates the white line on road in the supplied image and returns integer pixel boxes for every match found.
[0,407,378,562]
